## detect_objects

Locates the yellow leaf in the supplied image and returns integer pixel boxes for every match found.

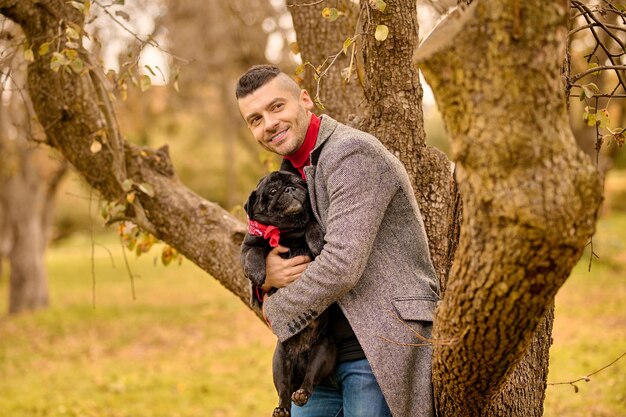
[38,42,51,56]
[90,140,102,153]
[343,38,353,55]
[24,47,34,62]
[375,25,389,41]
[322,7,339,22]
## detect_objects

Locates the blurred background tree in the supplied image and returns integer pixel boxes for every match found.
[0,21,67,313]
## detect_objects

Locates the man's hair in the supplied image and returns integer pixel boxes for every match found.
[236,65,281,99]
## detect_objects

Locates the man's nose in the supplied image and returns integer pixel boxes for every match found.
[264,114,279,132]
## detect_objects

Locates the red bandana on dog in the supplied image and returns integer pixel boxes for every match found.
[248,219,281,247]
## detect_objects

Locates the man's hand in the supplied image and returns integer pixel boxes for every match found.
[262,245,311,291]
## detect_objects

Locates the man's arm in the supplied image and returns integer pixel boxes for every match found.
[263,140,399,341]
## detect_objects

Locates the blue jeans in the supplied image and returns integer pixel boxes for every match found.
[290,358,392,417]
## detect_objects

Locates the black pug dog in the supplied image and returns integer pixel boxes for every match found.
[241,170,336,417]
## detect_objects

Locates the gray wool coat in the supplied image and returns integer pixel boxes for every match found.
[264,115,440,417]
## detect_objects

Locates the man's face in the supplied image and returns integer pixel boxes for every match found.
[238,76,314,156]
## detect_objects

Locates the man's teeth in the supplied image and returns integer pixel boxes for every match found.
[270,130,286,142]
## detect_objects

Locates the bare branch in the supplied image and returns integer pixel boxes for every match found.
[570,65,626,85]
[286,0,326,7]
[548,350,626,388]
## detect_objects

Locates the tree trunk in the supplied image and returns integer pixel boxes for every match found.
[419,1,602,415]
[289,0,366,125]
[290,0,460,286]
[0,146,65,314]
[355,0,459,289]
[0,23,66,314]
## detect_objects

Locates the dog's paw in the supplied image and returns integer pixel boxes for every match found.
[291,388,311,406]
[272,407,290,417]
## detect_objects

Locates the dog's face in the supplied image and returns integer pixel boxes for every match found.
[244,171,310,229]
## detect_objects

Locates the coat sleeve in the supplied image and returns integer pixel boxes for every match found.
[263,139,400,342]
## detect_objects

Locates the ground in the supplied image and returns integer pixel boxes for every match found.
[0,177,625,417]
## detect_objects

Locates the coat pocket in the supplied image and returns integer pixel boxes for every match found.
[391,296,438,322]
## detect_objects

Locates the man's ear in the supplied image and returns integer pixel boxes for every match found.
[244,190,257,218]
[300,89,314,111]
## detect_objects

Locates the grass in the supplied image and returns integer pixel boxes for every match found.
[0,234,276,417]
[1,212,625,416]
[544,211,626,417]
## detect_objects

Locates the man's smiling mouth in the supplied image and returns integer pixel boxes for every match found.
[269,129,288,143]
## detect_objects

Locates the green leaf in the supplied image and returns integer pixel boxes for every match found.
[375,0,387,12]
[83,0,91,16]
[582,83,600,99]
[374,24,389,41]
[588,62,600,76]
[322,7,339,22]
[140,74,152,92]
[38,42,51,56]
[70,57,84,73]
[138,182,155,197]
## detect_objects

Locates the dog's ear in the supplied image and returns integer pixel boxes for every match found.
[244,190,257,218]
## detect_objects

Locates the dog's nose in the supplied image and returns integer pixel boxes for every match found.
[285,186,296,194]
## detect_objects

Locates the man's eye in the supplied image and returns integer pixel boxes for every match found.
[250,117,261,127]
[273,103,284,111]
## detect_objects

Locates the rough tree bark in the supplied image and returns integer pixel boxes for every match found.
[294,2,561,415]
[419,1,602,416]
[289,0,366,125]
[290,0,459,288]
[0,0,604,415]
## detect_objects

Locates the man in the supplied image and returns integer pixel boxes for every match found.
[236,64,440,417]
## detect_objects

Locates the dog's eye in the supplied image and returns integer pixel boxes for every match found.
[269,188,277,196]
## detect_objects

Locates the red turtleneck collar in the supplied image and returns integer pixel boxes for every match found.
[284,113,320,179]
